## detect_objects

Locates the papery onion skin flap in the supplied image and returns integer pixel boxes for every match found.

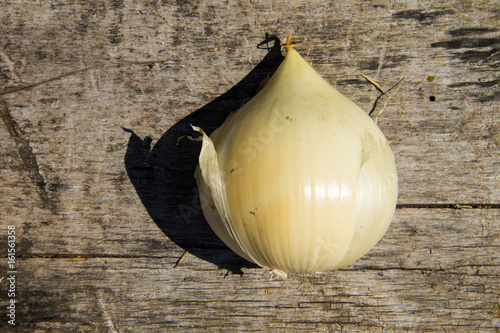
[194,46,398,275]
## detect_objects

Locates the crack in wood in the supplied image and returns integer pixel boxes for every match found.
[0,99,58,214]
[97,290,120,333]
[0,49,22,82]
[0,59,183,96]
[0,64,101,96]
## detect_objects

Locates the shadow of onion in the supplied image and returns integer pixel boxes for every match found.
[124,35,283,274]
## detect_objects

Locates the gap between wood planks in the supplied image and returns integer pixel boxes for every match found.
[396,203,500,209]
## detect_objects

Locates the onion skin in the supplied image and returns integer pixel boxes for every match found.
[194,46,398,276]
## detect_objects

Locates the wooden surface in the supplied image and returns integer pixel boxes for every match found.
[1,0,499,332]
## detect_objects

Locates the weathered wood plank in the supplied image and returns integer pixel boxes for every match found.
[0,0,498,205]
[1,209,499,332]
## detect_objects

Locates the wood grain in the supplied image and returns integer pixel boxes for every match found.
[0,0,498,332]
[3,209,500,332]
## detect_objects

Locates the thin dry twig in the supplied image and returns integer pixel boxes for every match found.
[374,77,406,123]
[363,75,406,123]
[361,75,385,94]
[173,247,194,268]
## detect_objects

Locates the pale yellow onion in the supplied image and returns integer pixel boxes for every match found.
[193,43,398,278]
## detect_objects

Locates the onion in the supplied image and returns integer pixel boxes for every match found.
[193,36,398,278]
